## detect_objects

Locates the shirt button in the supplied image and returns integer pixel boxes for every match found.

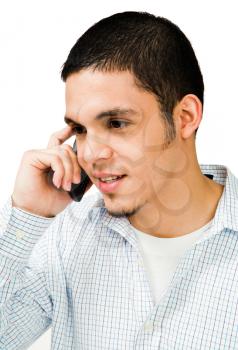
[16,230,25,239]
[0,219,5,229]
[144,320,153,332]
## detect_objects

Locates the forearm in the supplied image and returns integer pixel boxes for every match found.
[0,196,55,347]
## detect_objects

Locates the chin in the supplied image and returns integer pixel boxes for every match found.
[104,197,146,218]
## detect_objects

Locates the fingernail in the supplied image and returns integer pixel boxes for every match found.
[74,175,81,184]
[53,174,61,188]
[66,182,71,191]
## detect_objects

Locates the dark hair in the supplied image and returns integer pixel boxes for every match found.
[61,11,204,146]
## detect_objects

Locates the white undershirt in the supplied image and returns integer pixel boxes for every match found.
[134,219,213,304]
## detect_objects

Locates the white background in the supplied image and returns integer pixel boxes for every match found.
[0,0,237,349]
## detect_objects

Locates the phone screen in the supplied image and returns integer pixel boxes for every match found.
[68,140,91,202]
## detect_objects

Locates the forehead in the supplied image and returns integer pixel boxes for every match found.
[65,69,140,99]
[65,70,138,119]
[64,68,160,124]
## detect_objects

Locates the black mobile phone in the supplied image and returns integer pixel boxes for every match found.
[68,140,91,202]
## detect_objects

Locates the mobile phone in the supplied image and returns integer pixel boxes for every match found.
[68,140,91,202]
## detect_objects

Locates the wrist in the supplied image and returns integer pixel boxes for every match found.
[11,195,55,218]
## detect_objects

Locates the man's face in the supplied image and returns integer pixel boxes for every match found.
[65,69,184,218]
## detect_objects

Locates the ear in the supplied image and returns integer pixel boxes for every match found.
[174,94,203,139]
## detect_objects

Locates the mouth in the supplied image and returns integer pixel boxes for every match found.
[97,175,127,193]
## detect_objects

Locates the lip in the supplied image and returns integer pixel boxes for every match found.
[97,175,127,193]
[92,172,126,179]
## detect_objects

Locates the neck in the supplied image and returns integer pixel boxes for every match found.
[129,151,224,238]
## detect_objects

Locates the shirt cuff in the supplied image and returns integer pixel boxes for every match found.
[0,196,55,262]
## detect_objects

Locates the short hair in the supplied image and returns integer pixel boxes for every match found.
[61,11,204,146]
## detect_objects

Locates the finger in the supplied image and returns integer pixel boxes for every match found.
[49,147,75,191]
[47,125,75,149]
[60,144,82,185]
[50,145,83,191]
[27,150,65,188]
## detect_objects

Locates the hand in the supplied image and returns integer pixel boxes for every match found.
[11,126,92,217]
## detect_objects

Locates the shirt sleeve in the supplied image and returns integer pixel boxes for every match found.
[0,196,58,349]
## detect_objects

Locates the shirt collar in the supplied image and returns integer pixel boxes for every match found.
[88,164,238,242]
[200,164,238,234]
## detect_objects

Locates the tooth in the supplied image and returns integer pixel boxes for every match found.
[100,175,122,182]
[101,176,119,181]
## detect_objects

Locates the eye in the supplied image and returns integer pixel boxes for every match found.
[71,119,129,135]
[108,119,128,129]
[72,126,86,134]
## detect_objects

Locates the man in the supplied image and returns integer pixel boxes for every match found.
[0,10,236,349]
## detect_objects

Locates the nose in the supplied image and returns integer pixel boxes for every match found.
[81,133,113,163]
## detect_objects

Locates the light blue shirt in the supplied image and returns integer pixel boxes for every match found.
[1,164,238,349]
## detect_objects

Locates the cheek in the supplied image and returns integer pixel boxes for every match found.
[142,115,165,149]
[113,135,145,165]
[153,145,188,175]
[127,156,155,192]
[132,151,169,193]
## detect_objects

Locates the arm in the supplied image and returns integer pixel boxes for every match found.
[0,196,57,349]
[0,126,90,349]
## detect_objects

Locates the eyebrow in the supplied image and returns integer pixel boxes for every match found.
[64,108,138,127]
